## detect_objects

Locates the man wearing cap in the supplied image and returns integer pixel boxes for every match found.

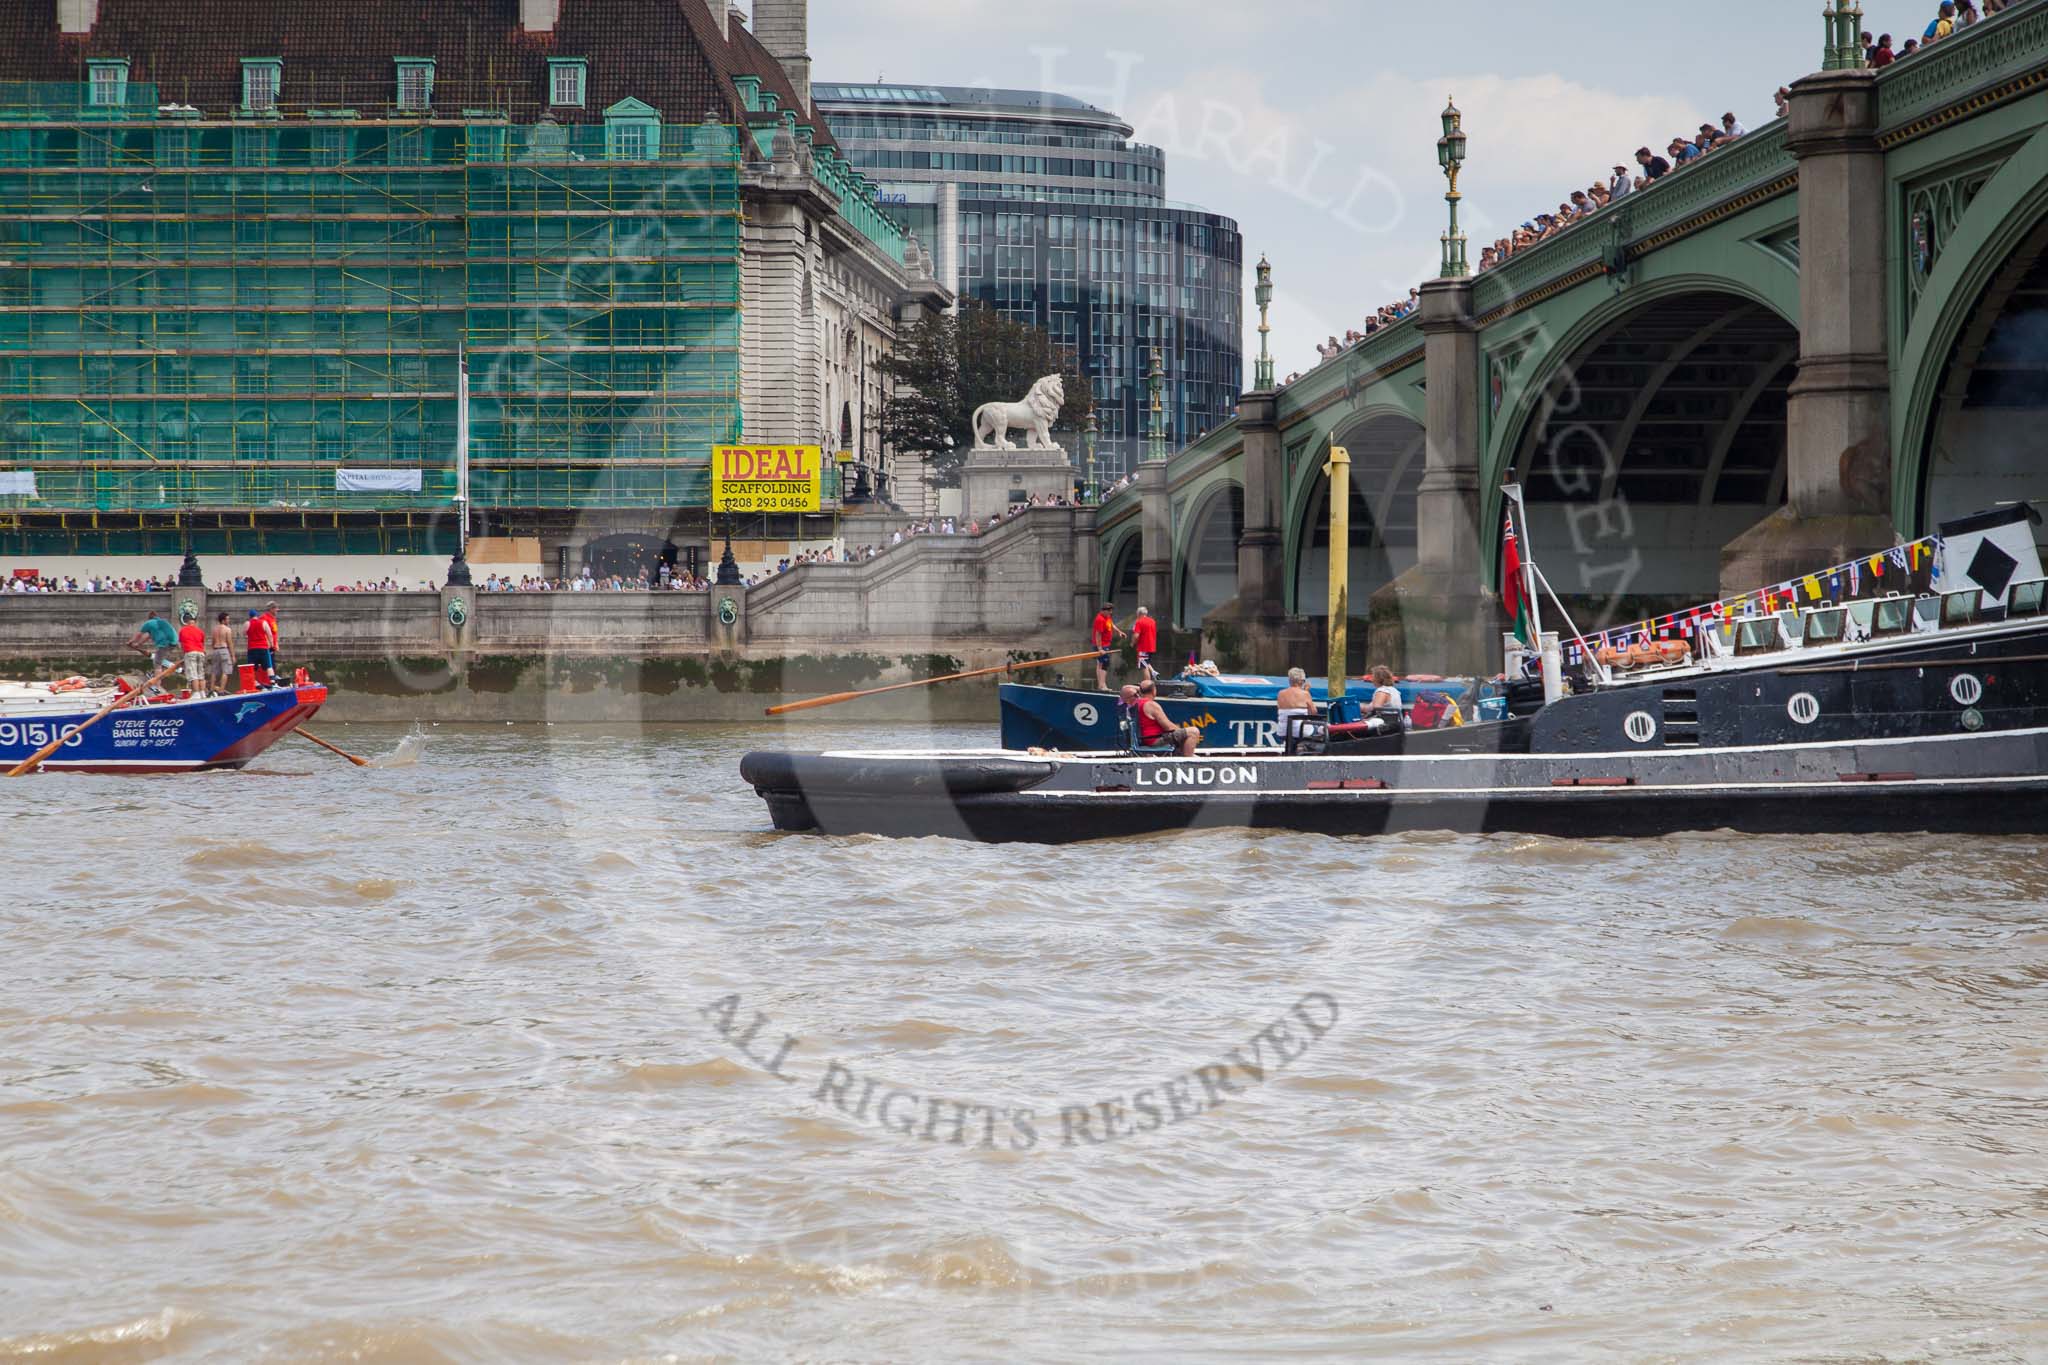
[1609,165,1634,199]
[260,599,282,680]
[246,608,277,687]
[1090,602,1125,691]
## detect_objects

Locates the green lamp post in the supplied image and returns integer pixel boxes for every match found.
[1083,409,1098,504]
[1146,348,1168,463]
[1253,254,1275,392]
[1822,0,1866,70]
[1436,97,1469,280]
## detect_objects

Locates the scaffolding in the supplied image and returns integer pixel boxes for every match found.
[0,81,746,552]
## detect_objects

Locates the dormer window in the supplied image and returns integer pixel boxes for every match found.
[395,58,435,113]
[548,58,586,108]
[241,58,281,113]
[603,97,660,161]
[87,59,128,108]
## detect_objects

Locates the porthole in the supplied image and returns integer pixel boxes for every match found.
[1951,673,1984,707]
[1787,692,1821,726]
[1622,711,1657,744]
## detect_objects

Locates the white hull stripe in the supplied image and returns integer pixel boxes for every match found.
[822,723,2048,768]
[1007,773,2048,801]
[1015,777,2048,802]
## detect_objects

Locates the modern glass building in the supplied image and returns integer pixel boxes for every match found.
[816,84,1243,481]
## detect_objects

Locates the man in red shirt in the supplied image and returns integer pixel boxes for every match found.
[1130,606,1159,683]
[176,614,208,695]
[260,600,282,678]
[246,609,276,686]
[1089,602,1124,690]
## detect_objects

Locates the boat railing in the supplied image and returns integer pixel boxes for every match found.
[1603,581,2048,689]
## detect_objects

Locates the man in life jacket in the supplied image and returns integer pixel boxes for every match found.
[246,609,277,686]
[1135,678,1200,757]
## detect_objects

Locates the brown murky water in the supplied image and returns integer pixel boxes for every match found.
[4,722,2048,1362]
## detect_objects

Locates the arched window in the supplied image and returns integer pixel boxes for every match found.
[316,409,344,461]
[235,409,270,461]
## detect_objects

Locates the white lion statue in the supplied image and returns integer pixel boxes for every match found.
[972,375,1064,451]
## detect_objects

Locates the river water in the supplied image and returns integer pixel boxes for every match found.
[4,721,2047,1362]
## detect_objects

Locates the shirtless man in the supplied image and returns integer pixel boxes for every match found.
[1274,667,1318,744]
[207,611,236,693]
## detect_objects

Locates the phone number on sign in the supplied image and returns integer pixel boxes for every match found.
[0,721,84,749]
[715,486,820,512]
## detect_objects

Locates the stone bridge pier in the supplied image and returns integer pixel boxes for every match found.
[1366,277,1492,675]
[1722,66,1895,592]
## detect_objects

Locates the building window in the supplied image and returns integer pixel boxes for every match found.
[603,97,661,161]
[395,59,435,113]
[548,59,586,109]
[312,126,346,166]
[241,59,281,113]
[610,122,647,160]
[87,59,128,108]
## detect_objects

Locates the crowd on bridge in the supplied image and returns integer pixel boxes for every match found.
[4,571,441,593]
[1285,0,2028,390]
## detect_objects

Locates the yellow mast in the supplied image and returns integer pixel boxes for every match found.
[1324,436,1351,703]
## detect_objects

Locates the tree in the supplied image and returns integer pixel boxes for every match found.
[880,304,1092,487]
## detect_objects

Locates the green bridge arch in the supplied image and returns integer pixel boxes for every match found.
[1102,11,2048,644]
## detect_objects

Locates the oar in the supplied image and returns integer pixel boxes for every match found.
[4,663,179,778]
[765,650,1109,717]
[295,727,370,767]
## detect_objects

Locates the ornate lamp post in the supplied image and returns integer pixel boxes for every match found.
[176,476,203,587]
[1083,409,1098,503]
[1822,0,1867,69]
[1436,98,1469,280]
[1146,348,1168,463]
[1253,254,1275,392]
[715,513,742,584]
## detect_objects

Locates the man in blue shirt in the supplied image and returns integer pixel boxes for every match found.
[126,611,180,691]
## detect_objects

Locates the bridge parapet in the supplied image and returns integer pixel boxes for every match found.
[1878,1,2048,137]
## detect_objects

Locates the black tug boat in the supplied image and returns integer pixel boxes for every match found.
[741,506,2048,843]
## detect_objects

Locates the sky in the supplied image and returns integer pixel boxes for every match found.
[801,0,1858,379]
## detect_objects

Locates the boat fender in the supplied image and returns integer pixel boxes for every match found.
[50,676,89,693]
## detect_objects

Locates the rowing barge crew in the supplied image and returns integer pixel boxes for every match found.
[0,677,326,773]
[741,505,2048,843]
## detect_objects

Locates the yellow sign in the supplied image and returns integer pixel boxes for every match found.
[711,444,823,513]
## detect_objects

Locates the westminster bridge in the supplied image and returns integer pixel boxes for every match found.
[1092,6,2048,671]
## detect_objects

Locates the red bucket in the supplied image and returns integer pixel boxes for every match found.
[238,663,258,693]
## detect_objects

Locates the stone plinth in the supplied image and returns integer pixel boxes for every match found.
[959,445,1074,523]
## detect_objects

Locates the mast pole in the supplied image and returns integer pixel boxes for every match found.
[1502,483,1559,703]
[1325,436,1351,705]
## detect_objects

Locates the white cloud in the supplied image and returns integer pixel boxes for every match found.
[803,1,1790,374]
